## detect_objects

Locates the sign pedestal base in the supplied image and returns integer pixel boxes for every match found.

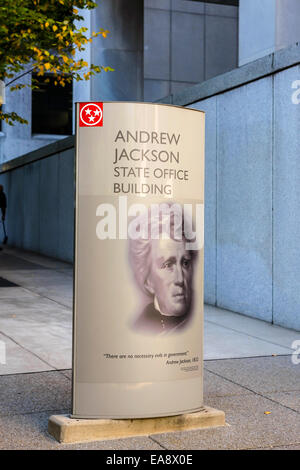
[48,406,225,444]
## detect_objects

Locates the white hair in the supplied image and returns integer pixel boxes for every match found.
[128,202,196,296]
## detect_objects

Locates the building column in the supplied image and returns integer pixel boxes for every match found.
[91,0,144,101]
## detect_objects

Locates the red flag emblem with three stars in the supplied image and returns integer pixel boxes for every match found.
[79,102,103,127]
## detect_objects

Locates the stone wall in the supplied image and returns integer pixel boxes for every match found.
[0,137,75,263]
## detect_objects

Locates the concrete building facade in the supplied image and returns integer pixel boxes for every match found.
[0,0,239,163]
[239,0,300,65]
[1,0,300,331]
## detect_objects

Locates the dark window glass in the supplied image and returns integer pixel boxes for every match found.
[191,0,239,5]
[32,74,72,135]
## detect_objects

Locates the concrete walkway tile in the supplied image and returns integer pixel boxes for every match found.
[204,356,300,393]
[151,393,300,450]
[0,371,71,416]
[32,286,73,309]
[0,287,38,300]
[204,322,293,359]
[0,410,70,450]
[203,369,250,398]
[0,267,72,287]
[205,304,300,349]
[0,333,53,375]
[0,289,72,314]
[0,306,72,370]
[0,269,73,291]
[263,391,300,413]
[0,411,164,450]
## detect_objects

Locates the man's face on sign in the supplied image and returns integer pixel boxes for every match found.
[145,238,193,317]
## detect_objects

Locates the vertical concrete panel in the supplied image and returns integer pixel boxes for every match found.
[0,173,9,192]
[171,12,204,83]
[0,172,10,245]
[0,137,4,164]
[273,65,300,330]
[57,149,75,262]
[217,78,273,321]
[205,15,238,81]
[144,79,170,102]
[23,161,40,252]
[6,167,25,248]
[144,8,171,81]
[39,156,59,258]
[93,50,143,102]
[190,98,217,306]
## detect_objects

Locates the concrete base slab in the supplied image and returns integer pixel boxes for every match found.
[48,406,225,444]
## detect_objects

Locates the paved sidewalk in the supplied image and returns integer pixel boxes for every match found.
[0,247,299,449]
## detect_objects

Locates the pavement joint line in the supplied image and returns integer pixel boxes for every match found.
[1,249,72,272]
[0,252,44,268]
[0,330,60,372]
[0,408,71,419]
[203,376,252,398]
[29,292,72,310]
[251,441,300,450]
[203,367,300,415]
[0,280,72,311]
[31,292,72,311]
[56,269,73,278]
[49,266,73,278]
[148,435,169,450]
[204,354,293,361]
[205,319,296,352]
[205,304,300,332]
[0,369,67,377]
[58,370,72,381]
[3,365,299,399]
[9,250,73,275]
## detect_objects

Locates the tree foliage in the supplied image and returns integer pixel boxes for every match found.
[0,0,113,125]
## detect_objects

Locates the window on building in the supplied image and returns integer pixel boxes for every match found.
[144,0,239,101]
[32,74,73,136]
[191,0,239,5]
